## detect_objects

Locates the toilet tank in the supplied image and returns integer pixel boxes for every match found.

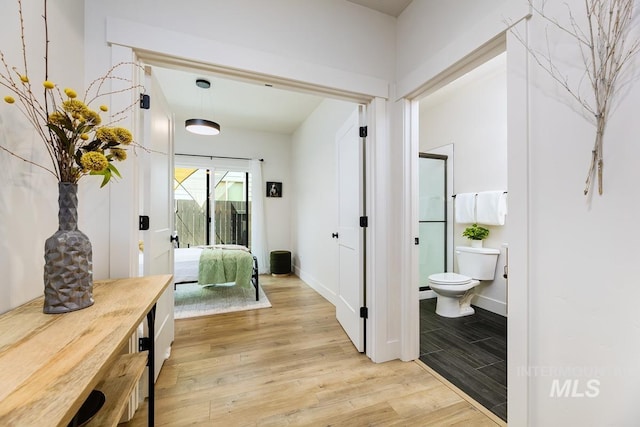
[456,246,500,280]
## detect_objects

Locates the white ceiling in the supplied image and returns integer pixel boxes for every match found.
[152,0,412,136]
[153,66,324,135]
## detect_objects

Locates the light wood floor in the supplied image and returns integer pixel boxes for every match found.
[122,275,503,426]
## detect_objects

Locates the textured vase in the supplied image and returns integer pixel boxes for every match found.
[43,182,94,314]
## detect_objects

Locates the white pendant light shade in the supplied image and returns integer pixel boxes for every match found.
[186,78,221,135]
[185,118,220,135]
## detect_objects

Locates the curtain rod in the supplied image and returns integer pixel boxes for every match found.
[175,153,264,162]
[452,191,507,198]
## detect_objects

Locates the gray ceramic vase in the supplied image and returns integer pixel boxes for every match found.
[43,182,94,314]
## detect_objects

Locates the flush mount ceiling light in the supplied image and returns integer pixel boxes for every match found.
[185,118,220,135]
[185,78,221,136]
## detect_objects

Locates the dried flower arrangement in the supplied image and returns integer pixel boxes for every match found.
[0,0,142,187]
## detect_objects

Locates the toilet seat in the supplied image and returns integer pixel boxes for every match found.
[428,272,472,286]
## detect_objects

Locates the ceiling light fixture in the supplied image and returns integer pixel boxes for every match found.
[185,78,221,136]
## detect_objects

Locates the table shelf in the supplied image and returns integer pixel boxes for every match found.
[86,352,149,427]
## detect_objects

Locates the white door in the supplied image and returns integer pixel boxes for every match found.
[335,107,365,352]
[141,68,175,381]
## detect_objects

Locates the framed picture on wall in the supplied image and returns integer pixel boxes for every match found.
[266,181,282,198]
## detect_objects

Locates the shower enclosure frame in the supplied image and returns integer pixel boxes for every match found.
[418,152,448,292]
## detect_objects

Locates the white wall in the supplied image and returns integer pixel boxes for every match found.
[85,0,395,92]
[100,0,395,82]
[0,1,85,314]
[396,0,526,97]
[524,2,640,424]
[175,125,292,253]
[290,99,358,303]
[419,53,508,315]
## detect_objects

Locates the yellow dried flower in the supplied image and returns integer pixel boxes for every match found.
[114,127,133,145]
[110,148,127,161]
[80,133,89,141]
[20,75,29,83]
[64,88,77,99]
[99,105,108,112]
[48,111,67,126]
[80,151,108,172]
[43,80,55,89]
[95,127,116,144]
[84,110,101,126]
[62,99,89,115]
[4,95,15,104]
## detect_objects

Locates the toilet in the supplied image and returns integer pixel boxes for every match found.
[428,246,500,318]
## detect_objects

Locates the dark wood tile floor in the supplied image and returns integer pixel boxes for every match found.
[419,298,507,421]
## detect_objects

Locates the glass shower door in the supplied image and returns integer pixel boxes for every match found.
[418,154,447,289]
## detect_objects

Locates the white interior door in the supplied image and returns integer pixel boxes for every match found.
[335,107,365,352]
[141,67,175,381]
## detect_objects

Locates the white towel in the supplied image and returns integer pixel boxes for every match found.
[454,193,476,224]
[476,191,507,226]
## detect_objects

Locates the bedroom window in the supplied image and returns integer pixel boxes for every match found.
[174,167,250,248]
[213,171,250,247]
[175,168,208,247]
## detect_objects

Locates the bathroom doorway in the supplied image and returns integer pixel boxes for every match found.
[416,51,508,421]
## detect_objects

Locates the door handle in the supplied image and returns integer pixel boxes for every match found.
[332,232,339,239]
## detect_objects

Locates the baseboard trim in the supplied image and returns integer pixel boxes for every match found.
[472,294,507,316]
[419,289,436,300]
[293,265,337,305]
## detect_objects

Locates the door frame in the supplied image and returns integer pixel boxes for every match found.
[105,28,392,362]
[399,28,531,424]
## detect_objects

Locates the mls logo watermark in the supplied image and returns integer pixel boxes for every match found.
[549,379,600,398]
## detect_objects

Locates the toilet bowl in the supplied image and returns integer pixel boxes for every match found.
[428,246,500,318]
[428,272,480,317]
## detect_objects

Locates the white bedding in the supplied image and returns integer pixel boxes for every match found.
[140,246,250,284]
[173,247,203,283]
[138,247,203,282]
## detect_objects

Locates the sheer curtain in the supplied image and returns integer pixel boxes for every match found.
[250,159,269,274]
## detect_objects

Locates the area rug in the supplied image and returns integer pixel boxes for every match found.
[174,283,271,319]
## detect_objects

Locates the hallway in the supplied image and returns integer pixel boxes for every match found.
[123,275,503,426]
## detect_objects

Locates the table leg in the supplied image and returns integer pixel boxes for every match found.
[146,304,156,426]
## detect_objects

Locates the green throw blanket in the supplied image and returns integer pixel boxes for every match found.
[198,248,253,288]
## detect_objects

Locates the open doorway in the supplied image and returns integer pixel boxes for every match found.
[135,58,370,352]
[416,51,508,421]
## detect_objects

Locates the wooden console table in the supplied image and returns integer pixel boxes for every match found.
[0,274,172,427]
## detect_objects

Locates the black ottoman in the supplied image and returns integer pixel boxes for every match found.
[270,250,291,276]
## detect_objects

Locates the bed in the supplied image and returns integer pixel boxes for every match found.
[141,246,260,301]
